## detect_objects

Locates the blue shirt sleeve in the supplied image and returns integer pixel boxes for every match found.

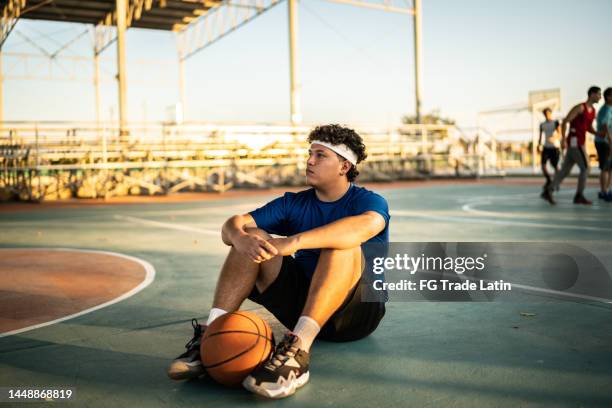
[249,193,290,236]
[352,192,390,228]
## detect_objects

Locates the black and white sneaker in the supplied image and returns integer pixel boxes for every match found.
[167,319,207,380]
[242,333,310,399]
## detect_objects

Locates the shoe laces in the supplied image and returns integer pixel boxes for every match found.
[184,318,203,350]
[265,333,299,370]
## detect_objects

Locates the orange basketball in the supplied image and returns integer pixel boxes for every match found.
[200,311,275,386]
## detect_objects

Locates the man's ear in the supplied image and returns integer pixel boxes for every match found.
[340,160,352,175]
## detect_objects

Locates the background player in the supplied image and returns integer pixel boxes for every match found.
[542,86,601,205]
[537,108,561,196]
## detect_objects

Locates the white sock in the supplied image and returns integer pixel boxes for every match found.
[206,307,228,326]
[292,316,320,352]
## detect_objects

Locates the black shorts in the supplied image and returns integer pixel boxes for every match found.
[595,141,611,170]
[248,255,386,342]
[541,147,560,167]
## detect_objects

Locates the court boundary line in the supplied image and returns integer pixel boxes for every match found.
[0,248,156,338]
[114,215,220,236]
[459,203,612,231]
[392,209,612,233]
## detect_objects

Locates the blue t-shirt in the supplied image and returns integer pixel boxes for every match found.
[250,184,390,279]
[596,105,611,143]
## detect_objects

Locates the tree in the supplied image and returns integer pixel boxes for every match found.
[402,109,456,125]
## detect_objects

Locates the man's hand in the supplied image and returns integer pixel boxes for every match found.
[267,236,300,257]
[537,144,542,153]
[233,233,278,263]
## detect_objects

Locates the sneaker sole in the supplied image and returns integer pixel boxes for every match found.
[242,371,309,399]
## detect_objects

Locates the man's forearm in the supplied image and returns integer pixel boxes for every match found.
[293,214,382,250]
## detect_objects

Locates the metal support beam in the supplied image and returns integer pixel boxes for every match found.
[176,0,282,61]
[94,24,117,56]
[287,0,301,125]
[93,36,102,127]
[0,50,3,124]
[176,33,186,120]
[413,0,421,123]
[1,0,26,50]
[116,0,128,138]
[320,0,416,122]
[323,0,414,14]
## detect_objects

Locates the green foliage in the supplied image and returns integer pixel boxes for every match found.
[402,109,456,125]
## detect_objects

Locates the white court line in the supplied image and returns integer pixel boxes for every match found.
[128,202,265,217]
[508,281,612,304]
[0,248,156,338]
[451,273,612,304]
[391,209,612,232]
[461,202,612,229]
[114,215,220,236]
[454,189,575,203]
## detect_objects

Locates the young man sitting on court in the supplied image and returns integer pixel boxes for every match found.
[167,124,390,398]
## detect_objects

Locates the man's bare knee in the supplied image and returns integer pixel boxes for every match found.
[318,247,363,282]
[240,228,282,292]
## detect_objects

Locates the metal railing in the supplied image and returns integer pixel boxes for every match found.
[0,121,495,201]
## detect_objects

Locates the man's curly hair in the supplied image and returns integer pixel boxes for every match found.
[307,124,367,182]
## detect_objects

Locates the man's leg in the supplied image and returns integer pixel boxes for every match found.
[211,228,282,313]
[541,151,551,188]
[243,247,363,398]
[574,148,589,198]
[168,228,282,380]
[601,171,609,195]
[287,247,363,352]
[302,247,362,327]
[543,150,573,204]
[550,150,575,192]
[551,148,560,189]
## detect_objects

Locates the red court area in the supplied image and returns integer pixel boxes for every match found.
[0,249,147,335]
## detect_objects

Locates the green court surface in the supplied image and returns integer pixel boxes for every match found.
[1,180,611,407]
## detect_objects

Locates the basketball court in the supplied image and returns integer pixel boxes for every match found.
[1,178,611,407]
[2,1,611,406]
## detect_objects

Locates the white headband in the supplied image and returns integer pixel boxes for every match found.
[310,140,358,165]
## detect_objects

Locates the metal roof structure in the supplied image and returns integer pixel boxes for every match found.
[0,0,220,32]
[0,0,420,129]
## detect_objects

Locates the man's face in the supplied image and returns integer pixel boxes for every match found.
[589,91,602,104]
[544,110,552,121]
[306,144,348,187]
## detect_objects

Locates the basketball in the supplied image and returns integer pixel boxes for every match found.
[201,311,275,386]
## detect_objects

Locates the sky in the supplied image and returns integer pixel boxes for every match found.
[2,0,611,132]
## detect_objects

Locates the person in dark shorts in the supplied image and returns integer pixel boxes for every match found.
[543,86,601,205]
[537,108,561,195]
[167,124,390,399]
[595,87,612,201]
